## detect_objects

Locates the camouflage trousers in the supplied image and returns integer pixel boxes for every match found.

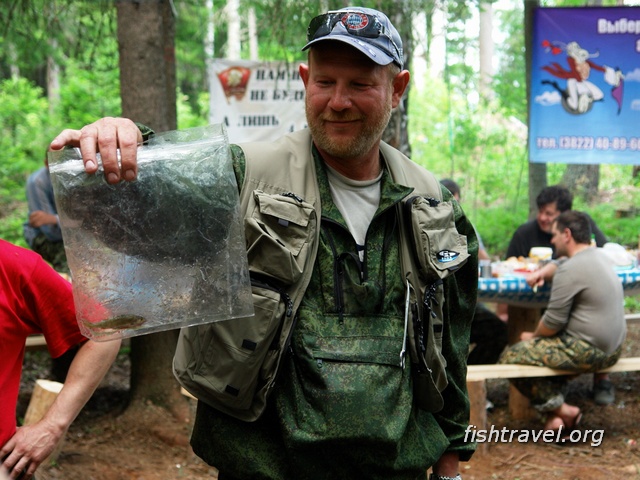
[499,332,622,412]
[32,233,69,274]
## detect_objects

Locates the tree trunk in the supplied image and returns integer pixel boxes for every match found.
[115,0,187,421]
[525,0,546,219]
[383,7,411,156]
[226,0,241,59]
[205,0,215,95]
[117,0,177,132]
[562,164,600,202]
[44,2,60,115]
[248,7,258,60]
[478,2,494,101]
[557,0,600,206]
[47,48,60,115]
[8,42,20,79]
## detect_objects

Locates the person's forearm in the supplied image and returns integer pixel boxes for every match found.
[526,261,558,289]
[533,321,559,338]
[28,211,58,228]
[539,261,558,282]
[41,339,121,432]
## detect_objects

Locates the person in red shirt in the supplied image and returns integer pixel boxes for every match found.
[0,239,120,479]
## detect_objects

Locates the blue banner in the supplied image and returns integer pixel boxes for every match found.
[529,7,640,164]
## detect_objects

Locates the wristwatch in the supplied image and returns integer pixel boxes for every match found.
[429,474,462,480]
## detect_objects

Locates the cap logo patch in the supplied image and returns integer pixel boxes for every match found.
[341,12,369,31]
[437,250,460,263]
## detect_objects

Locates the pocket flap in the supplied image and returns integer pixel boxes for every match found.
[255,191,314,227]
[407,196,469,279]
[309,334,402,367]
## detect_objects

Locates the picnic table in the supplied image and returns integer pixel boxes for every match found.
[478,266,640,307]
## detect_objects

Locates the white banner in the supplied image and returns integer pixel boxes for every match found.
[209,59,307,143]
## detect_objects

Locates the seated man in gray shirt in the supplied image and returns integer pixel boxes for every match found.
[500,211,626,434]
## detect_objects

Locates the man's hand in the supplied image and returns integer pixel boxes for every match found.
[50,117,142,184]
[28,211,57,228]
[520,331,535,342]
[526,261,559,290]
[525,270,545,290]
[0,421,64,479]
[1,339,121,479]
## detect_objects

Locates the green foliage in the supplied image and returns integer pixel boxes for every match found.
[178,90,210,129]
[0,77,52,246]
[0,210,29,249]
[408,79,452,171]
[407,1,640,260]
[0,77,51,198]
[626,296,640,314]
[408,73,531,257]
[56,59,122,128]
[474,204,529,258]
[0,0,114,87]
[0,1,211,247]
[174,0,210,117]
[575,189,640,248]
[493,4,527,122]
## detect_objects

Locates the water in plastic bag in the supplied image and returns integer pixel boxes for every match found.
[48,124,253,341]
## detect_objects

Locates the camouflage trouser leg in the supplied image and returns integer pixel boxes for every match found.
[32,234,69,274]
[499,332,622,412]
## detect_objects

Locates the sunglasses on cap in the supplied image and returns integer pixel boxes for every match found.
[306,10,402,63]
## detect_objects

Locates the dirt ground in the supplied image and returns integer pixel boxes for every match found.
[18,322,640,480]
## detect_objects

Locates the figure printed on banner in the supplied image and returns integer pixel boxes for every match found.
[540,39,624,115]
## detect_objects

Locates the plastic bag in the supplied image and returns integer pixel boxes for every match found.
[48,124,253,341]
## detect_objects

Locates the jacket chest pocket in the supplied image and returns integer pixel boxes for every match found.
[405,195,469,281]
[245,190,315,285]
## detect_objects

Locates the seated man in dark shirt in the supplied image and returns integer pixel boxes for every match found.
[506,185,606,259]
[505,184,613,405]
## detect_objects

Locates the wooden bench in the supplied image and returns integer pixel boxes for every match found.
[467,313,640,452]
[466,357,640,454]
[625,312,640,323]
[25,335,48,351]
[467,356,640,382]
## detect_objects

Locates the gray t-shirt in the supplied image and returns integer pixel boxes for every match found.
[326,164,382,261]
[542,247,626,355]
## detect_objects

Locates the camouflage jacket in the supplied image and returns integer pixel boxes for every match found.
[186,130,479,479]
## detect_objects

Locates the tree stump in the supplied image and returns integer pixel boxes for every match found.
[23,379,65,463]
